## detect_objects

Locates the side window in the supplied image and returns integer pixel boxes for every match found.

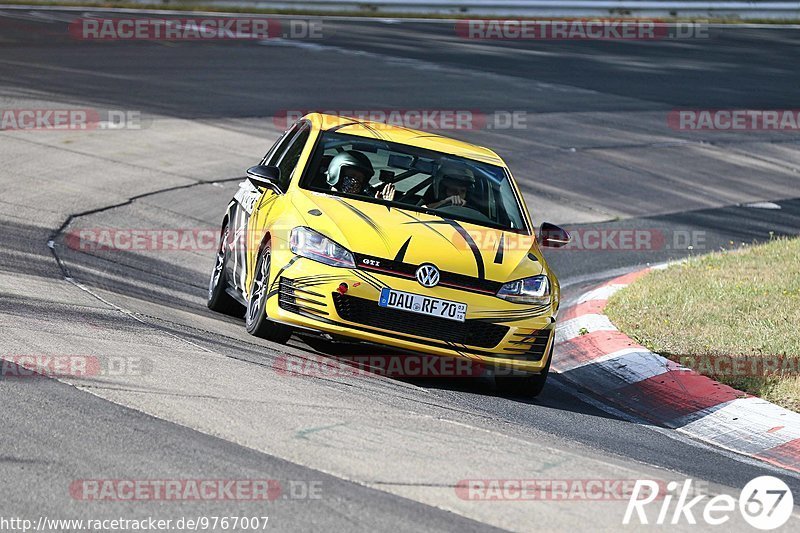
[262,123,302,166]
[275,126,311,191]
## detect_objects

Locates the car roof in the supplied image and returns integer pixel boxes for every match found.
[305,113,506,167]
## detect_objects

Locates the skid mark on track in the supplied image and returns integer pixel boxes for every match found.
[295,423,349,441]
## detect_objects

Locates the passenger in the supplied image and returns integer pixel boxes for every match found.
[420,164,475,209]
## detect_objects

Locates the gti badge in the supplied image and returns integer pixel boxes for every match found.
[415,264,440,288]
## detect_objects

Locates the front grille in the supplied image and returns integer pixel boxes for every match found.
[353,253,504,295]
[278,277,329,316]
[331,293,509,348]
[500,329,552,362]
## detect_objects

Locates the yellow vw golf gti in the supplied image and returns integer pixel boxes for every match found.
[207,113,570,396]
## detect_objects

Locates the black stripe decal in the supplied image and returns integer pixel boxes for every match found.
[444,341,470,359]
[476,312,548,318]
[447,220,485,279]
[401,219,453,225]
[352,270,383,292]
[355,270,387,290]
[269,256,301,291]
[328,121,360,133]
[359,120,390,142]
[292,274,340,282]
[292,275,342,288]
[394,237,412,262]
[396,211,460,250]
[473,305,549,316]
[336,198,391,249]
[258,194,279,209]
[474,314,548,324]
[473,308,550,320]
[494,234,504,264]
[294,280,340,288]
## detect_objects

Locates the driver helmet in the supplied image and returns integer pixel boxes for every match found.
[326,150,374,194]
[432,163,475,199]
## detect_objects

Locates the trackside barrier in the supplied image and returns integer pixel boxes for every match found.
[140,0,800,20]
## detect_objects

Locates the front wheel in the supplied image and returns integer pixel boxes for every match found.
[245,243,292,343]
[207,221,244,316]
[494,349,551,398]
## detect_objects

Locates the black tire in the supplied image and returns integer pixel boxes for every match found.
[207,220,245,316]
[245,242,292,343]
[495,349,551,397]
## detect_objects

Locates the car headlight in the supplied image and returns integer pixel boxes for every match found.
[496,275,550,305]
[290,227,355,268]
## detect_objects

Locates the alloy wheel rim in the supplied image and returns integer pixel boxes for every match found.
[247,250,269,324]
[209,227,228,299]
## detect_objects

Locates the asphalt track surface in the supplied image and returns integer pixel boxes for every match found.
[2,8,800,531]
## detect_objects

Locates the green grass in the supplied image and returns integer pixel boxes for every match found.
[605,237,800,411]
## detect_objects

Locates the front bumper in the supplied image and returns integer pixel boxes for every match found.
[265,254,555,373]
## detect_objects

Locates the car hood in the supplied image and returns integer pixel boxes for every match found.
[292,191,544,281]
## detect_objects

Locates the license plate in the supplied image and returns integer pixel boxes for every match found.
[378,288,467,322]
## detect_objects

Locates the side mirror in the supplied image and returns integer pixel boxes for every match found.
[538,222,571,248]
[246,165,281,190]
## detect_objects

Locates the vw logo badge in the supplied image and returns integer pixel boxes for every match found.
[415,264,440,288]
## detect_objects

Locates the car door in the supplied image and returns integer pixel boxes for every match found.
[226,123,301,293]
[243,121,312,295]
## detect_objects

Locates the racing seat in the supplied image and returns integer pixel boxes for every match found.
[316,154,334,187]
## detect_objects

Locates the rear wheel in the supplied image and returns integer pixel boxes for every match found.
[207,221,244,316]
[495,349,551,398]
[245,243,292,343]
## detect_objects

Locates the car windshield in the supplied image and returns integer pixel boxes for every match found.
[300,131,528,233]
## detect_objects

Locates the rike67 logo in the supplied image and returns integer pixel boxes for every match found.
[624,476,794,529]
